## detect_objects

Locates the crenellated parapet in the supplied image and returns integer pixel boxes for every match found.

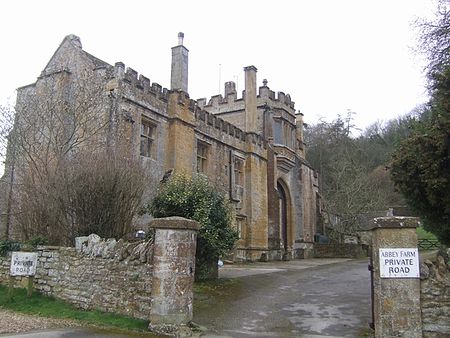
[172,90,265,149]
[246,132,265,147]
[258,83,295,112]
[197,81,244,110]
[171,90,197,113]
[114,62,169,101]
[197,80,295,114]
[194,108,266,150]
[170,90,246,144]
[196,109,245,142]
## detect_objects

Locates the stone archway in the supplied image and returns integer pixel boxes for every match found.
[277,180,291,253]
[277,182,288,250]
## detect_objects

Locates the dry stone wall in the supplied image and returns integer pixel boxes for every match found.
[420,252,450,338]
[0,234,154,320]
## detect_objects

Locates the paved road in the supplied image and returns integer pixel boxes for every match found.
[1,259,372,338]
[194,259,373,338]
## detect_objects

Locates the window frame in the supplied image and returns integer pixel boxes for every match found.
[196,141,209,173]
[140,118,156,158]
[234,157,244,187]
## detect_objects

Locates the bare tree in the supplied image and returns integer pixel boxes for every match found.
[12,68,110,177]
[0,103,16,238]
[2,64,147,244]
[305,113,387,241]
[0,103,15,163]
[17,150,147,245]
[415,0,450,76]
[322,153,381,241]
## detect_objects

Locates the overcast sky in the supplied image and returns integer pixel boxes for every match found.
[0,0,437,174]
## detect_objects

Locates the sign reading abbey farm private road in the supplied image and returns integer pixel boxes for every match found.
[379,248,419,278]
[10,252,38,276]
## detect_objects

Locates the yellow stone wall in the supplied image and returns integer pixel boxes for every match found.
[2,35,321,262]
[243,149,269,260]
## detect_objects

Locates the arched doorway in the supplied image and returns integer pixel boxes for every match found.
[277,182,288,250]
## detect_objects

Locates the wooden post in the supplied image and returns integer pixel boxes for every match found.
[7,275,14,300]
[26,276,34,297]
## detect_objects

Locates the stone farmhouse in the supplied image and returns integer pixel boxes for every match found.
[0,33,322,261]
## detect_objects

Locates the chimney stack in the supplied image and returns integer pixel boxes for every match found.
[224,81,236,96]
[244,66,258,133]
[171,32,189,92]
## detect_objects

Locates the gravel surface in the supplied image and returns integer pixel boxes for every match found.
[0,309,81,334]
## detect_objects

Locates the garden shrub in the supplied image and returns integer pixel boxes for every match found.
[148,173,238,280]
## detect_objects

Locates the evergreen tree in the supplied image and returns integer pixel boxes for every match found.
[148,173,238,280]
[391,0,450,245]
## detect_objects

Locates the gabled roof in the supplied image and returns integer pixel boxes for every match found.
[82,49,110,69]
[42,34,110,74]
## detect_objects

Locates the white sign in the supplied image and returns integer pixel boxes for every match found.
[379,248,419,278]
[10,252,38,276]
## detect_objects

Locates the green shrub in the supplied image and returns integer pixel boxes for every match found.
[148,173,238,280]
[0,239,21,256]
[26,236,49,248]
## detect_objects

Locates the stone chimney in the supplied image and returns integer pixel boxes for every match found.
[296,112,305,158]
[224,81,236,96]
[171,32,189,93]
[244,66,257,133]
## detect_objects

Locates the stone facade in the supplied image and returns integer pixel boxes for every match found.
[0,33,322,261]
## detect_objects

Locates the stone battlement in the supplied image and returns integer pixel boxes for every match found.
[114,62,169,100]
[259,85,295,110]
[195,108,265,148]
[197,81,295,111]
[174,90,197,112]
[171,90,265,148]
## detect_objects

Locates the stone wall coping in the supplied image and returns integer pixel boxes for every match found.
[371,216,420,230]
[149,217,200,231]
[36,245,62,251]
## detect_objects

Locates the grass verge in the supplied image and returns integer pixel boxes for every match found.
[0,284,150,333]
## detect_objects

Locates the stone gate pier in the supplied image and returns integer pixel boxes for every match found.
[149,216,199,335]
[0,216,200,336]
[371,216,421,338]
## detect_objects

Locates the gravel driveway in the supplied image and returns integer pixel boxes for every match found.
[0,309,81,334]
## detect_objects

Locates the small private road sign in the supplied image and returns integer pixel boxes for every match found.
[10,252,38,276]
[379,248,420,278]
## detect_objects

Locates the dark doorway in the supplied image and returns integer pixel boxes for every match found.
[277,182,288,250]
